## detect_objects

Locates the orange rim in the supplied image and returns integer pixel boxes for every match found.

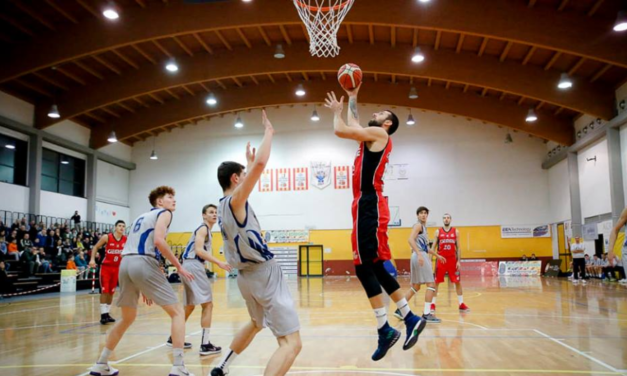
[295,0,352,12]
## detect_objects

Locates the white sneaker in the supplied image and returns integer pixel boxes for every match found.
[169,365,195,376]
[90,363,119,376]
[619,279,627,284]
[573,280,579,285]
[581,280,587,285]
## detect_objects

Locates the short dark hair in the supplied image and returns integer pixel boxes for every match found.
[148,186,175,207]
[385,110,399,135]
[218,161,245,190]
[115,220,125,226]
[443,213,452,218]
[416,206,429,215]
[202,204,217,214]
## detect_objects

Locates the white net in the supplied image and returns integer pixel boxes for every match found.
[293,0,356,58]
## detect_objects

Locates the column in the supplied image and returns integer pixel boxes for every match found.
[606,127,625,224]
[567,152,583,237]
[86,154,97,222]
[28,133,42,215]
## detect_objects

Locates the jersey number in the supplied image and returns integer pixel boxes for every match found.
[133,217,144,233]
[443,245,452,250]
[113,256,119,262]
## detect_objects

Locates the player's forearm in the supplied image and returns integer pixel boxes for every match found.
[347,96,360,127]
[608,229,618,253]
[408,239,420,254]
[252,128,273,170]
[333,113,352,137]
[195,247,220,264]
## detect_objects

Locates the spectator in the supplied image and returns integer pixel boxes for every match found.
[66,253,77,271]
[45,230,56,257]
[0,233,7,256]
[36,230,46,248]
[591,254,603,278]
[28,220,38,239]
[585,254,593,276]
[19,233,33,252]
[16,225,27,242]
[71,211,81,228]
[20,246,38,277]
[53,239,66,270]
[7,239,19,260]
[521,254,528,261]
[570,236,586,285]
[7,230,17,243]
[10,220,19,232]
[530,253,537,260]
[600,253,612,281]
[36,247,52,273]
[76,237,85,251]
[75,251,88,279]
[0,261,7,293]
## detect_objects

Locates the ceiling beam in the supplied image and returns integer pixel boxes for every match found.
[90,81,573,149]
[34,43,613,129]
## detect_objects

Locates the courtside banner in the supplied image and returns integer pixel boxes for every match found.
[501,225,550,238]
[498,261,542,276]
[460,260,499,276]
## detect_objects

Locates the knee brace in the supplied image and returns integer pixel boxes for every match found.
[427,287,436,292]
[373,261,401,295]
[411,287,419,294]
[355,263,383,298]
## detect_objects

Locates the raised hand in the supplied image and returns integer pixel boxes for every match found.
[324,91,344,114]
[218,262,233,272]
[345,83,361,97]
[261,109,274,133]
[246,142,256,165]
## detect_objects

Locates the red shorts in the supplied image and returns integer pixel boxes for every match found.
[435,255,460,284]
[351,192,391,265]
[100,265,120,294]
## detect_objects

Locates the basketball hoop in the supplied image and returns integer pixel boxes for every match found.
[293,0,356,58]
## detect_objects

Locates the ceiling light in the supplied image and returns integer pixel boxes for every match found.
[311,108,320,122]
[557,73,572,90]
[274,44,285,59]
[103,9,119,20]
[505,133,513,144]
[525,108,538,123]
[47,104,60,118]
[206,93,217,106]
[295,84,306,96]
[242,0,253,2]
[411,47,425,63]
[234,115,244,128]
[406,112,416,126]
[408,86,419,99]
[165,59,179,73]
[150,150,158,160]
[614,10,627,32]
[5,144,15,150]
[61,156,69,165]
[107,131,118,143]
[419,0,431,3]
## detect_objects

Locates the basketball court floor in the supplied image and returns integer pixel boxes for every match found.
[1,276,625,376]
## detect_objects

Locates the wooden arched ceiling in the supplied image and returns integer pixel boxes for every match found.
[1,0,626,148]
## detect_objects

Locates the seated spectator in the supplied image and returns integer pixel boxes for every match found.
[16,225,27,242]
[36,230,46,248]
[0,261,7,293]
[530,253,537,260]
[601,253,612,280]
[0,234,7,256]
[76,237,85,251]
[7,239,19,260]
[66,254,77,271]
[20,246,38,277]
[28,220,38,240]
[75,250,88,279]
[35,247,52,273]
[7,229,17,243]
[521,254,529,261]
[19,233,33,252]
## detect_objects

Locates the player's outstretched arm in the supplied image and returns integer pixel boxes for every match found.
[154,211,194,281]
[194,226,232,272]
[346,84,362,128]
[608,207,627,260]
[325,91,387,142]
[88,234,108,268]
[231,109,274,210]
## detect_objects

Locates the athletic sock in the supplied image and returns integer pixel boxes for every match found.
[432,297,437,304]
[105,304,111,314]
[395,298,411,319]
[458,295,464,305]
[97,347,112,364]
[172,348,184,367]
[423,302,431,315]
[100,304,107,315]
[374,307,388,329]
[201,328,211,345]
[217,349,238,370]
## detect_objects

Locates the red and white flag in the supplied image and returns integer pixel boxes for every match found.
[334,166,350,189]
[258,169,274,192]
[275,168,292,191]
[293,167,309,191]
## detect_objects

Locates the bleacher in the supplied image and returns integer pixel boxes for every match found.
[2,259,97,297]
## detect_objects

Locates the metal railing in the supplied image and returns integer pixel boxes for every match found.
[0,210,115,234]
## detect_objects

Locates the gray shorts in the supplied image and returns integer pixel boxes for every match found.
[238,259,300,337]
[411,251,434,284]
[182,259,213,306]
[116,255,178,308]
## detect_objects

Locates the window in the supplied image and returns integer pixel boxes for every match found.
[0,133,27,186]
[41,148,85,197]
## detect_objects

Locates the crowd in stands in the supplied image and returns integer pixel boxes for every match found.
[0,217,105,278]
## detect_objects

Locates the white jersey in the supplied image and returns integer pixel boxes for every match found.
[416,223,429,253]
[123,208,171,258]
[183,223,211,261]
[218,196,274,270]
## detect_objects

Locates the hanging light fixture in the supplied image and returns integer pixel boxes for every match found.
[107,130,118,143]
[274,44,285,59]
[165,58,179,72]
[295,83,306,97]
[406,111,416,126]
[525,108,538,123]
[206,93,217,106]
[47,104,60,118]
[150,137,158,160]
[311,107,320,121]
[234,114,244,128]
[408,86,419,99]
[411,47,425,63]
[102,8,119,20]
[613,10,627,32]
[557,73,573,90]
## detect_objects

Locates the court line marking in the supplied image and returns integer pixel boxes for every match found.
[533,329,621,374]
[438,319,488,330]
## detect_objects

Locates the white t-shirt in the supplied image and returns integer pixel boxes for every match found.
[571,243,585,259]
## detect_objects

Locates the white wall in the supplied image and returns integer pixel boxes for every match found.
[100,142,133,162]
[40,191,87,220]
[129,105,552,232]
[0,91,34,126]
[548,159,571,223]
[578,138,611,219]
[0,182,29,213]
[95,201,130,225]
[43,141,87,160]
[96,160,130,206]
[45,120,91,147]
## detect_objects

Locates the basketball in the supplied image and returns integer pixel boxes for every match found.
[337,63,363,91]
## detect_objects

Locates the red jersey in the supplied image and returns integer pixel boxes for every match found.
[352,139,392,198]
[102,233,126,267]
[437,227,458,257]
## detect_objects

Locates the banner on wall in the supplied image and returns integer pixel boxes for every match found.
[311,161,331,189]
[498,261,542,276]
[275,168,291,192]
[383,163,409,181]
[258,169,274,192]
[582,223,599,241]
[334,166,350,189]
[500,225,550,238]
[293,168,308,191]
[263,230,310,243]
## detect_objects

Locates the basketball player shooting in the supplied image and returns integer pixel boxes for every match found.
[324,69,426,361]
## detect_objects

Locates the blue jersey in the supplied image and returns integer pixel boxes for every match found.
[123,208,171,258]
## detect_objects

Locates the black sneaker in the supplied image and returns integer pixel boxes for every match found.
[100,314,110,325]
[200,342,222,356]
[166,336,192,349]
[210,368,226,376]
[371,324,401,361]
[106,313,116,323]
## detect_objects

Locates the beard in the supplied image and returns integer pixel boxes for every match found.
[368,119,382,127]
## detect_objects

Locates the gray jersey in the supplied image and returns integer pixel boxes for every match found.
[123,208,171,258]
[183,223,211,261]
[218,196,274,270]
[416,223,429,253]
